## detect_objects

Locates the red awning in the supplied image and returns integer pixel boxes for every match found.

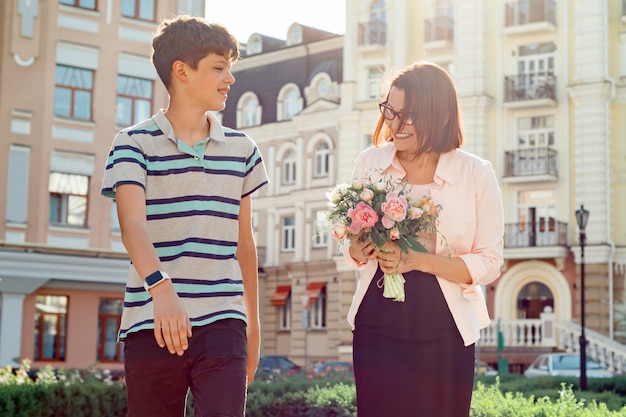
[306,281,326,303]
[270,285,291,306]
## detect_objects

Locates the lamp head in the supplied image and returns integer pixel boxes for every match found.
[576,205,589,231]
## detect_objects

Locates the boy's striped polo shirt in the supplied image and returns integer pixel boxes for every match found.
[101,109,268,339]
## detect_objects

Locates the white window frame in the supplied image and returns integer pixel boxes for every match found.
[282,216,296,252]
[282,151,297,185]
[277,83,303,121]
[314,142,330,178]
[367,67,384,100]
[236,92,261,128]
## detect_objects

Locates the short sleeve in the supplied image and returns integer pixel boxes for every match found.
[242,142,269,198]
[101,132,147,198]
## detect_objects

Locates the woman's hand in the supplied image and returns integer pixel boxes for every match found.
[349,235,378,264]
[377,241,413,274]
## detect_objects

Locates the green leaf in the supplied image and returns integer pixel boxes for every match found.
[405,237,427,253]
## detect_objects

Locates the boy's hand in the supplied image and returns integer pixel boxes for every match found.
[150,281,192,355]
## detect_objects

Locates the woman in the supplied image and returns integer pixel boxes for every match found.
[344,61,504,416]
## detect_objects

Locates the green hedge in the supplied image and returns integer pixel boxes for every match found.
[4,361,626,417]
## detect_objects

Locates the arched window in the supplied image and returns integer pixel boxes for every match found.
[236,92,261,128]
[277,84,302,121]
[370,0,386,22]
[314,142,330,177]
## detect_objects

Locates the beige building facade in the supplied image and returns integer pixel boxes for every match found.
[1,0,625,374]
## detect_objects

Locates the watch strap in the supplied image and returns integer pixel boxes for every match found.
[144,270,171,291]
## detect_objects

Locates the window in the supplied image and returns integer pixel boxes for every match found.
[282,216,296,252]
[243,96,259,127]
[368,67,384,100]
[517,115,555,149]
[314,142,330,177]
[313,210,328,248]
[121,0,155,21]
[309,284,327,329]
[270,285,291,330]
[516,189,558,246]
[97,299,124,362]
[54,65,94,120]
[60,0,97,9]
[116,75,153,126]
[5,145,30,224]
[370,0,386,23]
[282,151,296,185]
[34,295,68,361]
[279,293,292,330]
[237,92,261,128]
[49,172,89,227]
[277,84,302,121]
[285,90,300,119]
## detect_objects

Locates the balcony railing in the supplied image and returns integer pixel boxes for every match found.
[504,219,567,248]
[504,72,556,102]
[358,20,386,46]
[504,147,558,178]
[424,16,454,43]
[504,0,556,27]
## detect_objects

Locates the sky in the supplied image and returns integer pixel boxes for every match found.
[204,0,346,43]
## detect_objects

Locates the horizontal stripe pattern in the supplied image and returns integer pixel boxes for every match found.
[101,110,268,340]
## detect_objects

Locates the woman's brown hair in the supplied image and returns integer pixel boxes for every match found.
[372,61,464,154]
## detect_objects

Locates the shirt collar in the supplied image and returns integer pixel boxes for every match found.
[153,109,227,143]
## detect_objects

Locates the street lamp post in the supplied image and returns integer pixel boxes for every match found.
[576,205,590,391]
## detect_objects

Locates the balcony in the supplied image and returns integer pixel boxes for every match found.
[423,16,454,50]
[503,0,556,36]
[503,148,557,182]
[358,20,386,48]
[504,72,556,108]
[504,219,567,249]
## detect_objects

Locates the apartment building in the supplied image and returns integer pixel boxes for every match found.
[1,0,625,375]
[0,0,205,371]
[225,0,626,372]
[220,24,345,367]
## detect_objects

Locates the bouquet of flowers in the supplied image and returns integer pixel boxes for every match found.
[326,173,442,302]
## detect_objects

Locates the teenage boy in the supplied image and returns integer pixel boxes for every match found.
[101,15,268,417]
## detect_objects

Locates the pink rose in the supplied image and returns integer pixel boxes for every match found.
[381,192,407,229]
[348,202,378,234]
[332,224,348,240]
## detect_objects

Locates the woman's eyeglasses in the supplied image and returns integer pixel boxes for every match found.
[379,102,415,126]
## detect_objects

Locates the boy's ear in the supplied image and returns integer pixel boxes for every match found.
[171,60,188,83]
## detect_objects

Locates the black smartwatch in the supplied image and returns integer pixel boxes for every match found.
[143,270,171,292]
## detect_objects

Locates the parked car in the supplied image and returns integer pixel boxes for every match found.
[523,353,614,378]
[475,361,498,376]
[255,355,302,378]
[312,361,354,377]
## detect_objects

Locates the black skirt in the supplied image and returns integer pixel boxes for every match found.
[353,267,475,417]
